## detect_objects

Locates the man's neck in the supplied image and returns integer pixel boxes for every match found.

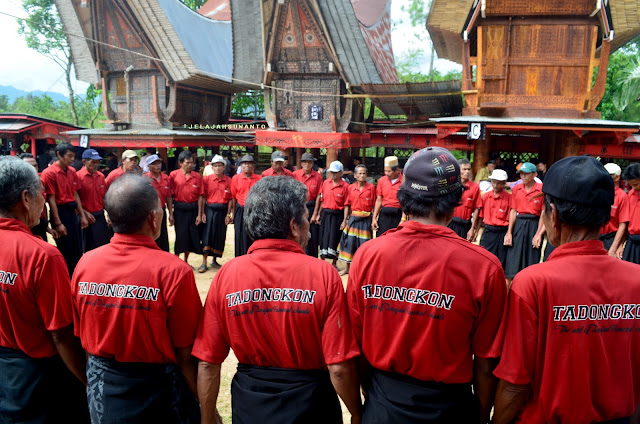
[524,180,535,190]
[493,189,503,196]
[181,168,190,176]
[85,167,95,175]
[356,181,366,188]
[461,177,469,184]
[215,173,224,179]
[56,160,67,170]
[150,171,161,179]
[243,172,253,178]
[332,178,341,185]
[408,214,450,227]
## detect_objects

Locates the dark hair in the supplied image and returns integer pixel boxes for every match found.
[178,150,193,163]
[18,153,34,159]
[104,174,159,234]
[0,156,41,213]
[397,185,464,220]
[55,143,75,157]
[244,177,307,241]
[622,163,640,181]
[543,194,610,229]
[458,159,471,166]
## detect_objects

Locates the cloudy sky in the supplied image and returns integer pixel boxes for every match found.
[0,0,460,97]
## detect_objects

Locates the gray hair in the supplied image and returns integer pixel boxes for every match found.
[0,156,41,214]
[104,174,159,234]
[244,177,308,241]
[458,158,471,166]
[354,164,368,174]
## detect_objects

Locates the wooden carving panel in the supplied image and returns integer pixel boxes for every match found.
[485,0,592,16]
[274,78,340,132]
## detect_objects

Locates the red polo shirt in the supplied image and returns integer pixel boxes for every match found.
[72,233,202,364]
[41,162,79,205]
[601,186,631,235]
[261,167,293,177]
[376,174,403,208]
[292,169,323,201]
[144,172,173,208]
[345,182,376,213]
[0,218,73,358]
[320,179,349,210]
[494,240,640,423]
[510,182,544,216]
[230,173,261,207]
[627,189,640,235]
[192,239,359,368]
[170,169,204,203]
[479,190,512,226]
[203,174,232,204]
[104,167,125,190]
[77,167,107,213]
[453,180,481,221]
[347,221,507,383]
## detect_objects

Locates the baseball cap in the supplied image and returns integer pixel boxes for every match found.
[384,156,399,168]
[301,152,315,162]
[240,154,255,163]
[401,147,462,197]
[328,161,343,173]
[271,151,285,162]
[122,150,138,160]
[489,169,508,181]
[146,154,161,165]
[519,162,536,173]
[542,156,614,206]
[82,149,103,160]
[604,163,622,176]
[210,154,225,165]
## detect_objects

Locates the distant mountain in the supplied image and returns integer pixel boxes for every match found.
[0,85,81,104]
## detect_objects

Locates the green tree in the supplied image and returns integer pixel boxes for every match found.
[0,95,10,112]
[231,90,264,119]
[179,0,206,10]
[598,37,640,121]
[75,85,105,128]
[18,0,79,125]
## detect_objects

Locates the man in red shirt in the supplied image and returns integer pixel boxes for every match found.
[472,169,511,269]
[72,174,203,423]
[621,163,640,263]
[144,154,174,252]
[347,147,507,423]
[201,155,233,271]
[261,150,293,177]
[169,150,205,265]
[193,177,362,424]
[0,156,88,422]
[41,143,88,276]
[372,155,404,236]
[293,152,323,257]
[312,160,349,269]
[448,158,481,240]
[493,155,640,424]
[504,161,545,281]
[338,164,376,275]
[77,149,112,251]
[105,149,139,190]
[230,154,261,256]
[599,163,631,257]
[19,153,56,241]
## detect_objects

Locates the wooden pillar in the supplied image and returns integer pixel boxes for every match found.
[472,133,492,176]
[561,131,581,158]
[326,148,338,168]
[296,148,303,169]
[158,148,169,172]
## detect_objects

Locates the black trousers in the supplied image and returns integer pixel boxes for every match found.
[319,209,343,260]
[305,200,320,258]
[479,225,508,270]
[55,202,84,277]
[234,205,252,257]
[377,207,402,236]
[447,217,471,239]
[504,214,541,279]
[203,203,227,258]
[623,234,640,264]
[31,217,48,240]
[155,208,170,252]
[600,232,616,252]
[83,210,112,252]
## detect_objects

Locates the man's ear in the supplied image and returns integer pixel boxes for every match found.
[20,190,32,212]
[148,210,159,234]
[289,217,300,240]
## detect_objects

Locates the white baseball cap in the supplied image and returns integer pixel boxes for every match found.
[210,154,226,165]
[489,169,508,181]
[328,161,343,173]
[604,163,621,176]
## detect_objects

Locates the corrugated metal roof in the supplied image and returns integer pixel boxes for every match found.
[432,116,640,130]
[0,121,37,132]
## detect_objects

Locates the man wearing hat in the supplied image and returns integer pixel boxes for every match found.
[472,169,511,269]
[621,163,640,263]
[347,147,507,423]
[475,159,496,182]
[599,163,630,257]
[77,148,112,251]
[493,156,640,424]
[312,160,349,268]
[144,154,174,252]
[200,155,233,271]
[448,158,482,240]
[372,156,404,236]
[230,154,261,256]
[105,149,140,190]
[294,152,323,257]
[504,161,545,281]
[262,150,293,177]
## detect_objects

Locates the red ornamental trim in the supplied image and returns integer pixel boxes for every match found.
[255,131,371,148]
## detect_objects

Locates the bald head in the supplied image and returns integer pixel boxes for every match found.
[105,174,159,234]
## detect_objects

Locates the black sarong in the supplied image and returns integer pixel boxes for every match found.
[86,355,199,424]
[479,224,508,269]
[362,368,479,424]
[600,232,616,252]
[543,240,555,262]
[31,217,48,240]
[319,209,343,260]
[504,214,541,279]
[55,202,84,277]
[305,200,320,258]
[155,208,170,252]
[447,216,471,239]
[235,205,252,257]
[83,210,112,252]
[338,214,372,263]
[377,207,402,236]
[203,203,227,258]
[0,346,89,423]
[231,363,341,424]
[173,202,202,255]
[623,234,640,264]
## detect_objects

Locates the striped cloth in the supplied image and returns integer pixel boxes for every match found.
[338,212,372,263]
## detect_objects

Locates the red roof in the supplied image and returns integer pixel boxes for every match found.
[198,0,231,21]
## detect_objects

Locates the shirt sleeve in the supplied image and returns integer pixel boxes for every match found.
[479,196,486,219]
[322,270,360,365]
[470,266,507,358]
[192,272,230,363]
[35,254,73,331]
[41,171,57,199]
[509,187,517,210]
[166,268,203,349]
[198,174,205,196]
[376,180,383,197]
[346,261,364,348]
[618,193,631,224]
[345,187,352,206]
[230,178,238,199]
[474,187,482,209]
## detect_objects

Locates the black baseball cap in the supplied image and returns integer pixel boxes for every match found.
[401,147,462,197]
[240,154,255,163]
[542,156,614,206]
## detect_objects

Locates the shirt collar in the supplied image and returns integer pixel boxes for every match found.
[248,238,305,255]
[391,220,460,238]
[111,233,161,250]
[547,240,607,261]
[0,218,32,235]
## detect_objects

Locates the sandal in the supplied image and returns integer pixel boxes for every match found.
[197,264,208,273]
